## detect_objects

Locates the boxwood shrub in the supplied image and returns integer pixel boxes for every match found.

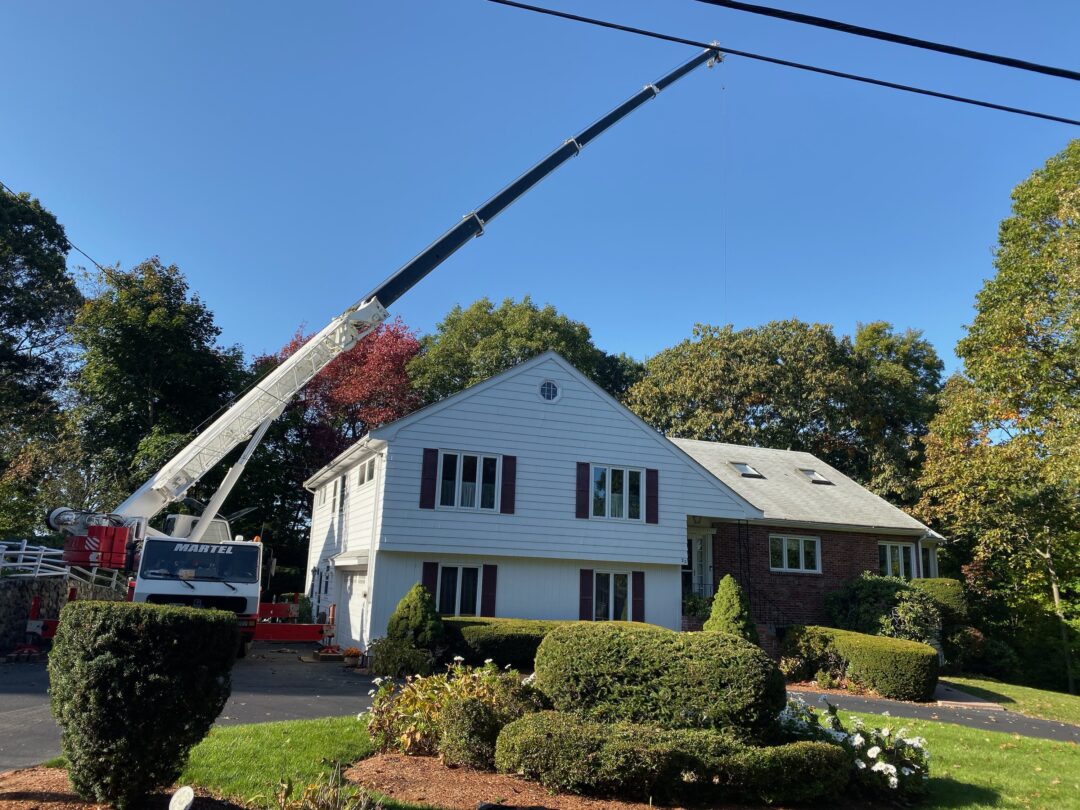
[439,696,503,769]
[910,577,968,630]
[48,601,238,809]
[443,617,567,670]
[533,622,785,740]
[495,711,849,804]
[784,625,939,701]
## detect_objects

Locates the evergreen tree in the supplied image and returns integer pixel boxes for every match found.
[386,584,445,649]
[703,575,759,643]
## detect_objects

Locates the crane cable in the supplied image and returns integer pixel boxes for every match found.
[483,0,1080,127]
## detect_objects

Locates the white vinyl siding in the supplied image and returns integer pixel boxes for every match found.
[769,534,821,573]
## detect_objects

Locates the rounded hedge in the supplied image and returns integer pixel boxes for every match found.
[495,711,849,804]
[443,617,567,670]
[440,696,502,769]
[533,622,785,740]
[49,601,238,809]
[784,625,939,701]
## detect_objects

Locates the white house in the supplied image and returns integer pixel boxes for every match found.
[303,351,940,650]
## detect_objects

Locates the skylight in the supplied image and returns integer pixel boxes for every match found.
[730,462,765,479]
[799,468,833,485]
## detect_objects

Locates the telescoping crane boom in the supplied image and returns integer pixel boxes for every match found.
[47,47,721,644]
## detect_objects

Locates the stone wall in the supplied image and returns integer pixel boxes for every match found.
[0,578,123,651]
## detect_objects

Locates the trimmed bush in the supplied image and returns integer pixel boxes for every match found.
[495,711,849,804]
[882,589,942,644]
[386,584,444,649]
[49,601,238,809]
[826,572,941,645]
[702,574,758,643]
[368,636,435,677]
[784,625,939,701]
[533,622,785,740]
[443,617,567,669]
[910,577,968,630]
[440,697,502,769]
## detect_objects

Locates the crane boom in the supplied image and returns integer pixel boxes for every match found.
[72,46,720,530]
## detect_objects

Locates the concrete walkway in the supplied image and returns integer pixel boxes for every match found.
[789,686,1080,744]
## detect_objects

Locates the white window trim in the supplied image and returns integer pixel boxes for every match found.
[919,542,939,578]
[590,463,645,522]
[768,533,822,574]
[435,450,502,512]
[593,570,633,622]
[435,563,483,617]
[880,541,916,579]
[538,379,562,403]
[357,457,377,487]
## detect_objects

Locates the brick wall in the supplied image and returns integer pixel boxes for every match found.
[710,522,916,656]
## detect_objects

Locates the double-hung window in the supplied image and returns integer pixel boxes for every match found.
[593,571,630,621]
[436,565,480,616]
[879,542,914,579]
[438,451,500,510]
[591,465,643,520]
[769,534,821,573]
[357,458,376,486]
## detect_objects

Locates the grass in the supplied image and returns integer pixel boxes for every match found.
[180,715,374,809]
[842,710,1080,809]
[942,675,1080,727]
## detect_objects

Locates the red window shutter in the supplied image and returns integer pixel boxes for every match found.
[421,561,438,597]
[419,448,438,508]
[575,462,590,519]
[632,571,645,622]
[645,468,659,524]
[500,456,517,515]
[579,568,594,620]
[481,564,498,616]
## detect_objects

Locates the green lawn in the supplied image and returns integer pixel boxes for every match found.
[175,711,1079,810]
[181,715,374,809]
[942,676,1080,727]
[843,711,1080,809]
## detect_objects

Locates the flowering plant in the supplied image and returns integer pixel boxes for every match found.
[342,647,362,658]
[778,695,930,798]
[364,659,544,755]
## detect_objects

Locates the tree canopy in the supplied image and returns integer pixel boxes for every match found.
[625,319,942,501]
[407,296,642,403]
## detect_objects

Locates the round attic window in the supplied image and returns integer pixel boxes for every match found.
[539,380,560,401]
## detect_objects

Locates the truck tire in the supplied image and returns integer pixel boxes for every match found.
[237,638,251,658]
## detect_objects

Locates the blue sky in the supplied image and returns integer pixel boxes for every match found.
[3,1,1077,374]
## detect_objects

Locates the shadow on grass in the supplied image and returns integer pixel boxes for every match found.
[941,679,1019,707]
[927,777,1001,808]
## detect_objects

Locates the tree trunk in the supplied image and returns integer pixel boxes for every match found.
[1044,551,1076,695]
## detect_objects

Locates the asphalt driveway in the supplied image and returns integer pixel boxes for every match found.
[0,643,374,772]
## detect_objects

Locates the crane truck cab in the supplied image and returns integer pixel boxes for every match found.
[133,514,261,655]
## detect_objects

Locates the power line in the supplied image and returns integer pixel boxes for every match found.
[0,178,109,272]
[692,0,1080,82]
[484,0,1080,127]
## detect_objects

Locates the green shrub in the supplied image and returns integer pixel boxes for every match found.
[681,592,712,621]
[367,637,435,677]
[386,584,444,649]
[443,617,567,669]
[910,577,968,630]
[880,589,942,644]
[495,712,849,804]
[784,626,939,701]
[702,575,758,643]
[533,622,785,740]
[826,572,909,635]
[48,601,238,809]
[440,697,502,769]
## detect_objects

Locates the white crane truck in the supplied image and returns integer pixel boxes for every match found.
[46,48,722,653]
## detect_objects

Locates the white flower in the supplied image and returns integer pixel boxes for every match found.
[901,767,913,777]
[871,762,897,776]
[367,689,376,696]
[504,663,512,670]
[867,746,881,759]
[373,677,384,685]
[453,655,465,663]
[484,658,494,664]
[889,776,899,789]
[882,710,891,717]
[356,712,365,721]
[852,733,865,748]
[855,759,866,770]
[910,736,926,749]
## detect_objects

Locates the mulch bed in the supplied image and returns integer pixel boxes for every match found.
[0,767,244,810]
[347,753,749,810]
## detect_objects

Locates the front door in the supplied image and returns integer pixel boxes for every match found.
[682,533,713,597]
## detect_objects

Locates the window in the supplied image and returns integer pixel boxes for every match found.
[329,479,339,515]
[879,542,914,579]
[337,475,348,514]
[769,534,821,573]
[920,545,936,578]
[798,468,833,485]
[539,380,560,401]
[594,571,630,621]
[437,451,501,510]
[436,565,480,616]
[590,464,643,520]
[317,486,326,506]
[731,462,765,479]
[358,458,377,486]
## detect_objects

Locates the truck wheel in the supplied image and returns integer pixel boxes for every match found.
[237,638,251,658]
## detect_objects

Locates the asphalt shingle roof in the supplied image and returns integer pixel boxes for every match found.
[670,438,929,534]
